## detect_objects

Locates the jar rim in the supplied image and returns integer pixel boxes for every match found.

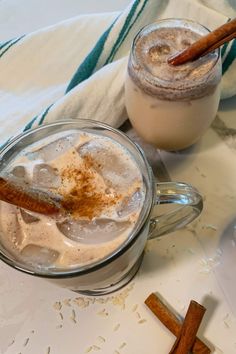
[129,18,221,100]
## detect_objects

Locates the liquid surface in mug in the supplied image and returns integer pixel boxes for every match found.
[0,130,145,270]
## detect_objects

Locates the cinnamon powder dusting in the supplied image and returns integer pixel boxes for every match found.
[60,155,120,219]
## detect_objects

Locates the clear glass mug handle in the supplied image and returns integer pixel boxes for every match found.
[148,182,203,239]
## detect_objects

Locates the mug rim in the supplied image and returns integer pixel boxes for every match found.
[0,119,155,278]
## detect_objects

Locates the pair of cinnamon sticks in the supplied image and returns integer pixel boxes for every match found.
[145,293,211,354]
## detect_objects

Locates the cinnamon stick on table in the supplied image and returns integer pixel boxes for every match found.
[169,300,206,354]
[145,293,211,354]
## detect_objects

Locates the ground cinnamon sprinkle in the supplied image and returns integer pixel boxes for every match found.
[60,154,120,219]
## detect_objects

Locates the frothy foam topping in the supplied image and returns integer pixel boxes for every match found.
[129,25,221,100]
[0,130,145,270]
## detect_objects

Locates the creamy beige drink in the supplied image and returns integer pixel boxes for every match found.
[0,130,145,270]
[125,19,222,150]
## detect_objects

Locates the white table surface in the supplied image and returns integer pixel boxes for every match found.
[1,1,236,354]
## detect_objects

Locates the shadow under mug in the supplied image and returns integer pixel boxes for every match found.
[0,120,203,295]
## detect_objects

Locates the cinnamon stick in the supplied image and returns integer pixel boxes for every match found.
[0,177,60,215]
[202,32,236,56]
[169,300,206,354]
[168,18,236,66]
[145,293,210,354]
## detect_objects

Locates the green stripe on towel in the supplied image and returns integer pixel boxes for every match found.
[23,115,38,131]
[105,0,144,64]
[0,35,25,58]
[0,39,12,51]
[221,20,232,62]
[0,137,12,151]
[221,41,228,59]
[23,103,53,133]
[38,104,53,125]
[222,39,236,76]
[105,0,149,64]
[65,17,118,93]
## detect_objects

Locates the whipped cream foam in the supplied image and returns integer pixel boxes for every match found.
[129,24,220,100]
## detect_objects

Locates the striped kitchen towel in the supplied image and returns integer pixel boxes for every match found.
[0,0,236,146]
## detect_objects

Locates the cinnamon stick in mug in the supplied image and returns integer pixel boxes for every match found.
[0,177,60,215]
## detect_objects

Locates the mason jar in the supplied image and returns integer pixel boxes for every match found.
[125,19,222,150]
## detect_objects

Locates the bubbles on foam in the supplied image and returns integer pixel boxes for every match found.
[148,43,171,64]
[134,26,218,84]
[181,38,192,47]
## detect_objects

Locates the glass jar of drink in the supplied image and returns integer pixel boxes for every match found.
[125,19,222,150]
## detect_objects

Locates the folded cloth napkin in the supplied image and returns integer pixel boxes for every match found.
[0,0,236,146]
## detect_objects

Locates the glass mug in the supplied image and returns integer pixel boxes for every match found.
[0,120,203,295]
[125,19,222,151]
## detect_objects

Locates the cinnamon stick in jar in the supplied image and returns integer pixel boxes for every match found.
[168,18,236,66]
